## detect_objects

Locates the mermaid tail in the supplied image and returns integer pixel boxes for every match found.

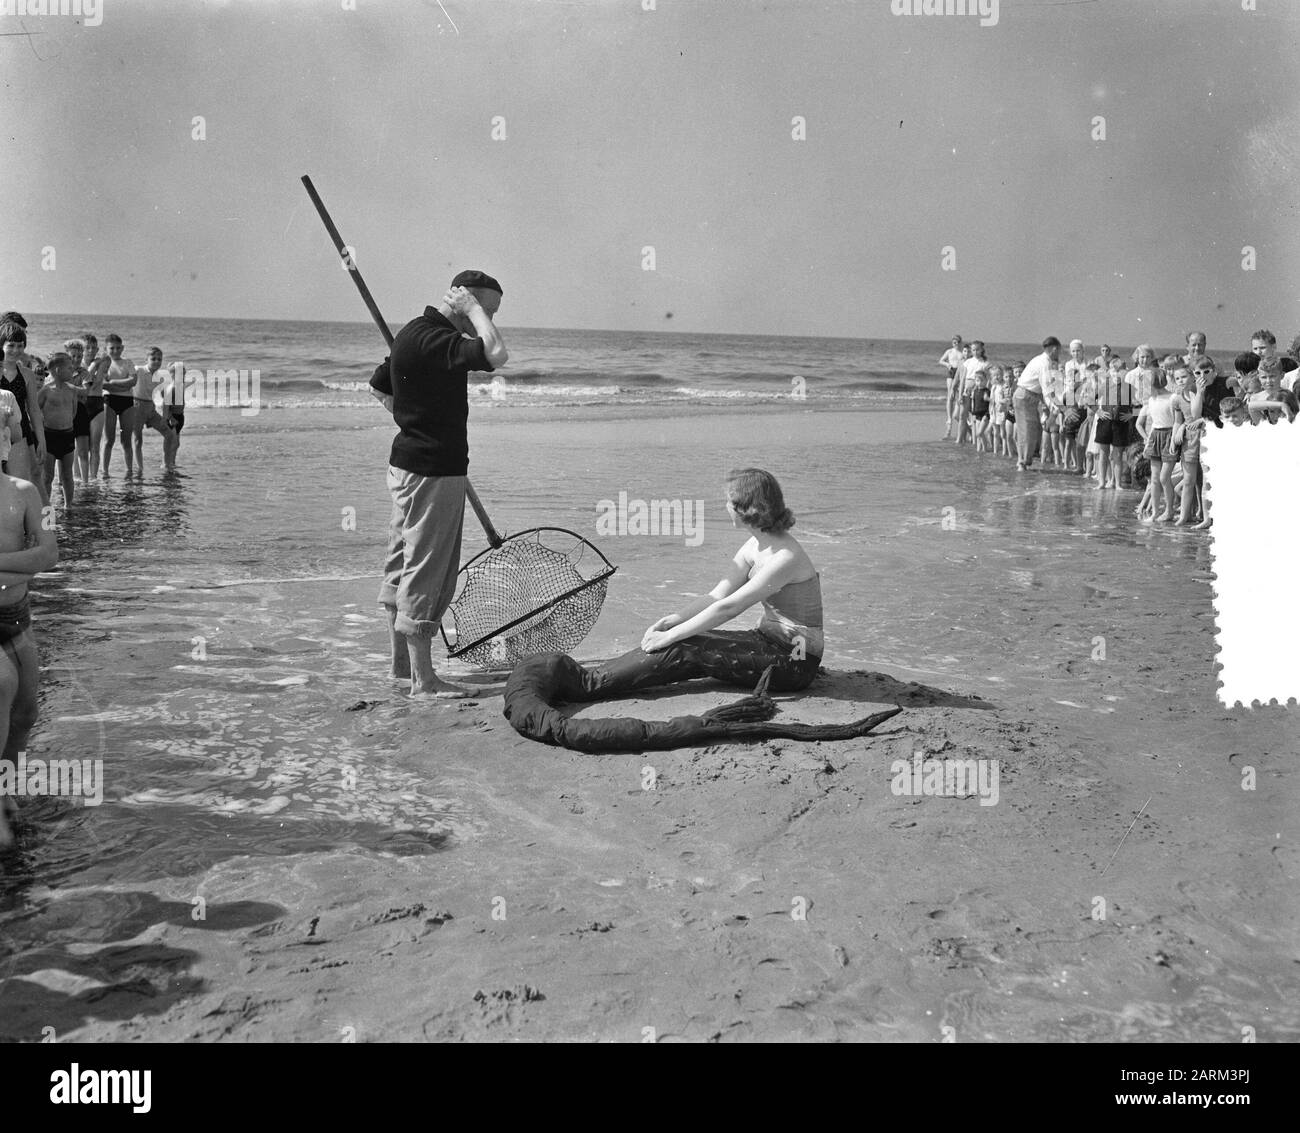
[503,647,902,754]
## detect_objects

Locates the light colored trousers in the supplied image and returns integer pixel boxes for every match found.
[378,468,466,637]
[1013,388,1043,465]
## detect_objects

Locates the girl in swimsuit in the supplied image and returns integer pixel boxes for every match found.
[100,333,137,478]
[587,468,823,700]
[0,321,45,492]
[81,333,109,480]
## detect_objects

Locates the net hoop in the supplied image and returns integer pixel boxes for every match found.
[440,527,616,661]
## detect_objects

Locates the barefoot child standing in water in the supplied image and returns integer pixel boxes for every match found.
[0,461,59,847]
[157,360,185,471]
[82,333,108,480]
[100,334,137,478]
[38,353,79,510]
[64,338,93,486]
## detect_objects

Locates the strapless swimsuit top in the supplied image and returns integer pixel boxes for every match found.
[758,572,824,658]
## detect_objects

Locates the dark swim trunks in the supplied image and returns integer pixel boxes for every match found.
[86,395,104,420]
[45,427,76,460]
[105,393,133,416]
[0,596,32,665]
[73,400,91,438]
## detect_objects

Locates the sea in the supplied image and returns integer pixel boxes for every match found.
[6,315,1276,1040]
[19,314,1003,411]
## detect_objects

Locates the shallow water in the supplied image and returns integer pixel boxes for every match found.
[1,404,1294,1039]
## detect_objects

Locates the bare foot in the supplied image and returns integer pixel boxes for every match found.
[410,675,473,699]
[1193,517,1212,530]
[1174,516,1188,526]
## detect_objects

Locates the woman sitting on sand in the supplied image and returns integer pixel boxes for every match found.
[588,468,823,698]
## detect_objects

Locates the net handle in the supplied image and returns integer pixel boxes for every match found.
[301,174,504,548]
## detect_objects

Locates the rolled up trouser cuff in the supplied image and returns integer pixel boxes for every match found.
[394,613,441,638]
[380,468,466,638]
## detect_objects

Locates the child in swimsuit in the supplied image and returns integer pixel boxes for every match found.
[81,332,108,480]
[64,338,93,486]
[1137,369,1181,523]
[37,353,79,509]
[0,320,45,493]
[989,368,1009,457]
[1043,402,1061,467]
[971,368,992,453]
[0,452,59,846]
[0,387,17,473]
[100,333,137,478]
[158,360,185,471]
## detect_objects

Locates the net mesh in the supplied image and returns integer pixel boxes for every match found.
[442,529,615,669]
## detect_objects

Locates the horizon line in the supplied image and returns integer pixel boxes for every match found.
[13,312,1202,352]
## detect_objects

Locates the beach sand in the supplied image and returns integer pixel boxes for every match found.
[2,408,1297,1042]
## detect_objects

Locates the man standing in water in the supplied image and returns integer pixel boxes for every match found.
[370,271,508,697]
[1014,336,1061,471]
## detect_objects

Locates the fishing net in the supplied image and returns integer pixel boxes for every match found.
[441,528,616,669]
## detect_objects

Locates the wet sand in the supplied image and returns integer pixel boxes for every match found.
[2,408,1297,1041]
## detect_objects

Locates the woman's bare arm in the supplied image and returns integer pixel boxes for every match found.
[645,551,799,650]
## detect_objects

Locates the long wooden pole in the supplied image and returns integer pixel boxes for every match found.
[301,174,504,547]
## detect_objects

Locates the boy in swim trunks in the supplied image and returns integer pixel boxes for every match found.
[0,454,60,847]
[156,360,185,471]
[131,347,170,478]
[38,353,78,509]
[64,338,93,486]
[81,333,108,480]
[100,333,137,478]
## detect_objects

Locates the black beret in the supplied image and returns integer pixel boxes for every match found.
[451,269,502,295]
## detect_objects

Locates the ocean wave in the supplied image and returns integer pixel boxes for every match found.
[491,369,671,388]
[840,379,923,392]
[259,377,329,392]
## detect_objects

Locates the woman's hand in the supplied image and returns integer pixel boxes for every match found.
[641,628,674,653]
[647,615,679,633]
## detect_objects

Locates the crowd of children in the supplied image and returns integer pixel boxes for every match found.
[0,311,187,512]
[939,329,1297,528]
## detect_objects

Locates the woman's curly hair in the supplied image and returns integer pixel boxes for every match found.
[726,468,795,533]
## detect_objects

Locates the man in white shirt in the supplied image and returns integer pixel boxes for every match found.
[1014,336,1062,471]
[939,335,965,439]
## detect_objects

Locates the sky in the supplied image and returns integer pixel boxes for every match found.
[3,0,1298,347]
